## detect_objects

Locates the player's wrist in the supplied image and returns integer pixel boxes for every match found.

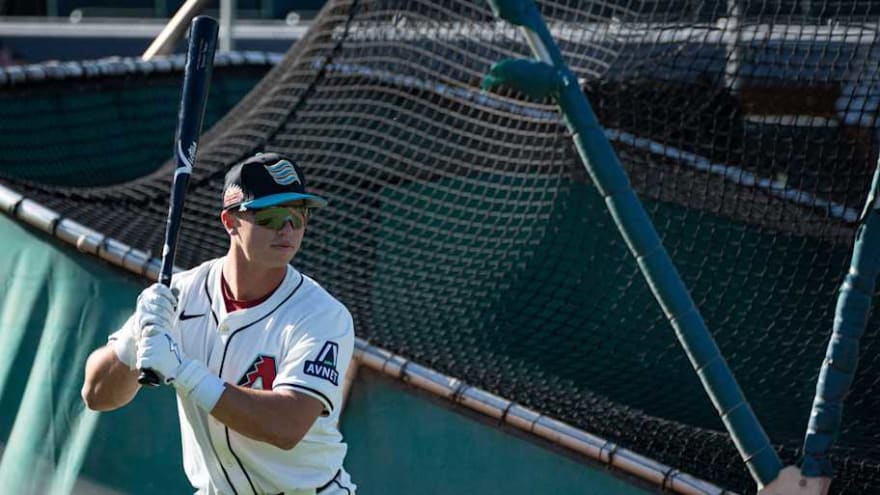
[174,358,225,412]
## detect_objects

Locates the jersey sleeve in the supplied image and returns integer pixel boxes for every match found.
[273,307,355,415]
[108,313,137,342]
[107,313,138,368]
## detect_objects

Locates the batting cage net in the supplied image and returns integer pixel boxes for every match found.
[0,53,278,186]
[2,1,880,493]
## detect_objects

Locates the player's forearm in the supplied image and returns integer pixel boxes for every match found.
[209,386,321,450]
[81,345,140,411]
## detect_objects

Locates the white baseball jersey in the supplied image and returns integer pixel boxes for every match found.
[111,258,356,495]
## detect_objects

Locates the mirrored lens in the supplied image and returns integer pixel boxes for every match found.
[253,206,307,230]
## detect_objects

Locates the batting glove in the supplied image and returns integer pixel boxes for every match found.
[135,283,179,336]
[136,327,225,412]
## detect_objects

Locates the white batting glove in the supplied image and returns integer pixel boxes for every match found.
[136,327,226,412]
[135,283,179,336]
[136,326,185,384]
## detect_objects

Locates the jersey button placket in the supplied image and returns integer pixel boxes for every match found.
[209,320,230,374]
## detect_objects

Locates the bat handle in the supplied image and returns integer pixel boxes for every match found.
[138,369,161,387]
[138,258,174,387]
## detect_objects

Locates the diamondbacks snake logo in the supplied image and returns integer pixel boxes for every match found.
[238,355,277,390]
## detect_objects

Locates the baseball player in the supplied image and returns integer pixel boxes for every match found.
[81,152,356,495]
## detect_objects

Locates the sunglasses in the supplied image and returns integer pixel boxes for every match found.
[251,206,308,230]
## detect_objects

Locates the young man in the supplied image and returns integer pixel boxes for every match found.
[81,152,356,495]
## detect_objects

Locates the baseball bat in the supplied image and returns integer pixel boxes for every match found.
[139,16,219,386]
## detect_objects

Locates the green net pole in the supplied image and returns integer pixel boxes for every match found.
[801,159,880,478]
[484,0,783,486]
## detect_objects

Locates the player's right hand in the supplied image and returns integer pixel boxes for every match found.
[136,326,225,411]
[135,283,179,335]
[136,325,186,385]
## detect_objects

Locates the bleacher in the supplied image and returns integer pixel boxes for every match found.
[0,1,317,64]
[3,0,327,19]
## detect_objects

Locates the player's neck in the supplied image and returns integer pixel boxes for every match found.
[222,253,287,301]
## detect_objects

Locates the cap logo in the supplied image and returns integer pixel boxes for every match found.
[223,184,244,208]
[264,160,301,186]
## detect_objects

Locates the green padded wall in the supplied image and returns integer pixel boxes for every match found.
[0,215,190,494]
[343,367,655,495]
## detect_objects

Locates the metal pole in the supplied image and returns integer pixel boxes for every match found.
[142,0,213,61]
[220,0,235,52]
[724,0,742,92]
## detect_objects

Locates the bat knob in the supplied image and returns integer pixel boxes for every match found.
[138,369,162,387]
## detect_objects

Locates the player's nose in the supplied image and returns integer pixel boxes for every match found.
[277,219,297,234]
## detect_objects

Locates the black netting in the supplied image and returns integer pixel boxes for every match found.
[0,55,276,186]
[2,2,880,493]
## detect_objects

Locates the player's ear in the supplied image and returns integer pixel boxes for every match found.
[220,209,238,235]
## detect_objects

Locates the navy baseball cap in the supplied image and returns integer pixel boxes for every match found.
[222,152,328,211]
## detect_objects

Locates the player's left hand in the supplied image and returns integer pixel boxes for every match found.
[136,326,187,385]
